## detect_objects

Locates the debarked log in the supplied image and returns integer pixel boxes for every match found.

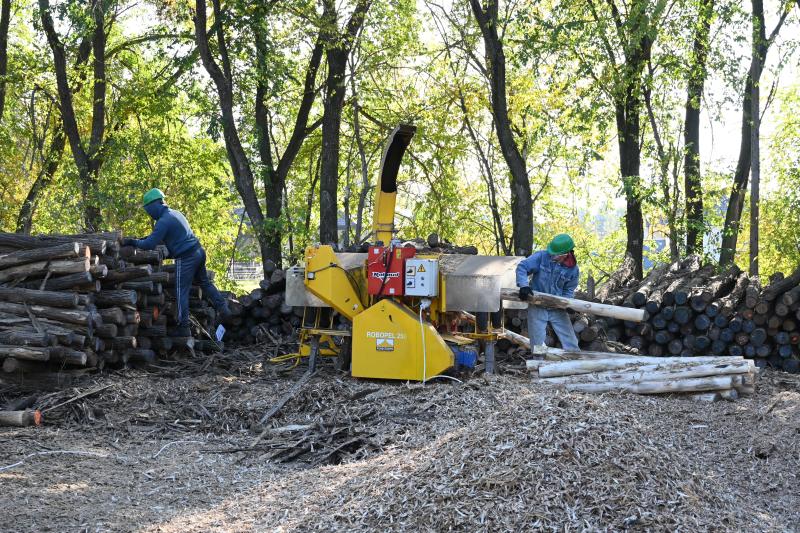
[563,375,735,394]
[501,288,645,323]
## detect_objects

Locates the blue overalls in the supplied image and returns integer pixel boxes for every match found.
[516,250,580,350]
[133,201,227,328]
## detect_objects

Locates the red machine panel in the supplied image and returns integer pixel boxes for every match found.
[367,245,416,296]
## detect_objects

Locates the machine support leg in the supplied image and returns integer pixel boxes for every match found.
[309,336,320,373]
[485,341,496,374]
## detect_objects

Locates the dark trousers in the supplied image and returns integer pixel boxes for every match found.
[175,246,225,327]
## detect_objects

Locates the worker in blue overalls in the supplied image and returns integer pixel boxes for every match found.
[515,233,580,351]
[123,188,231,338]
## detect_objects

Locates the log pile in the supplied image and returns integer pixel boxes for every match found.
[218,262,302,345]
[0,231,217,376]
[543,257,800,373]
[527,351,757,400]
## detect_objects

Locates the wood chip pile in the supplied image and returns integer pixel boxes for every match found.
[4,358,795,531]
[510,255,800,373]
[0,231,219,377]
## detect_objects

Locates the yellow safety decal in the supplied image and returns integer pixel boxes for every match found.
[417,265,426,272]
[396,249,402,259]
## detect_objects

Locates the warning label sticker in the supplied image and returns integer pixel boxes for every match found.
[417,265,426,273]
[376,338,395,351]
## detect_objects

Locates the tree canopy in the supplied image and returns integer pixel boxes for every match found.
[1,0,798,285]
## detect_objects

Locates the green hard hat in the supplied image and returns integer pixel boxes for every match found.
[142,188,165,207]
[547,233,575,255]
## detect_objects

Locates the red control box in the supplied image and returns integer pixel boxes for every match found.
[367,245,416,296]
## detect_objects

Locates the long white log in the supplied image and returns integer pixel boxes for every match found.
[540,361,754,384]
[499,329,530,349]
[691,389,739,402]
[460,311,533,349]
[564,375,734,394]
[540,348,639,361]
[536,356,745,378]
[501,288,646,323]
[526,354,744,370]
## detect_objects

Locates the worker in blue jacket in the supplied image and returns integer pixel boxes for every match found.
[516,233,580,351]
[122,188,230,338]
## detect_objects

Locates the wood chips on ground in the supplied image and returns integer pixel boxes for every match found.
[1,349,799,532]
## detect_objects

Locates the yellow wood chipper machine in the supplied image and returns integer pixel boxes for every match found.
[286,124,527,381]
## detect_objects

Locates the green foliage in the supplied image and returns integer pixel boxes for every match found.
[0,0,797,290]
[758,85,800,276]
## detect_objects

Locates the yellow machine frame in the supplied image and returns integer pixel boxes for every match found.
[294,123,505,381]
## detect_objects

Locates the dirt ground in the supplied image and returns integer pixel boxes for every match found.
[1,350,799,532]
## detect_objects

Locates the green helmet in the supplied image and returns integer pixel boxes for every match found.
[547,233,574,255]
[142,188,165,207]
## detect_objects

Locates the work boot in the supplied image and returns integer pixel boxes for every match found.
[168,325,192,338]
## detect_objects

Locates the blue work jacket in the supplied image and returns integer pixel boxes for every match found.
[133,202,200,258]
[515,250,579,298]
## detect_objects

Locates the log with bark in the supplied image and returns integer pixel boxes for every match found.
[0,242,84,269]
[0,409,42,427]
[0,257,90,282]
[0,287,80,308]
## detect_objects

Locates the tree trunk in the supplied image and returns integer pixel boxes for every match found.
[719,0,792,266]
[352,82,371,244]
[591,0,655,280]
[0,0,10,121]
[616,95,644,280]
[748,0,764,276]
[83,0,105,231]
[254,29,324,267]
[683,0,713,254]
[644,69,680,260]
[469,0,533,256]
[193,0,270,269]
[458,90,511,255]
[318,0,372,246]
[16,127,66,233]
[319,47,347,245]
[38,0,104,231]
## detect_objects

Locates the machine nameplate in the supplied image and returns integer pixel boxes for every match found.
[366,331,407,340]
[370,272,400,279]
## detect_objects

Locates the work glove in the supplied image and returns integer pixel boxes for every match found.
[519,286,532,301]
[121,238,136,247]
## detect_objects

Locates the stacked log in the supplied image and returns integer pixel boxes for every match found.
[550,259,800,373]
[217,263,301,344]
[0,231,220,376]
[527,351,756,399]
